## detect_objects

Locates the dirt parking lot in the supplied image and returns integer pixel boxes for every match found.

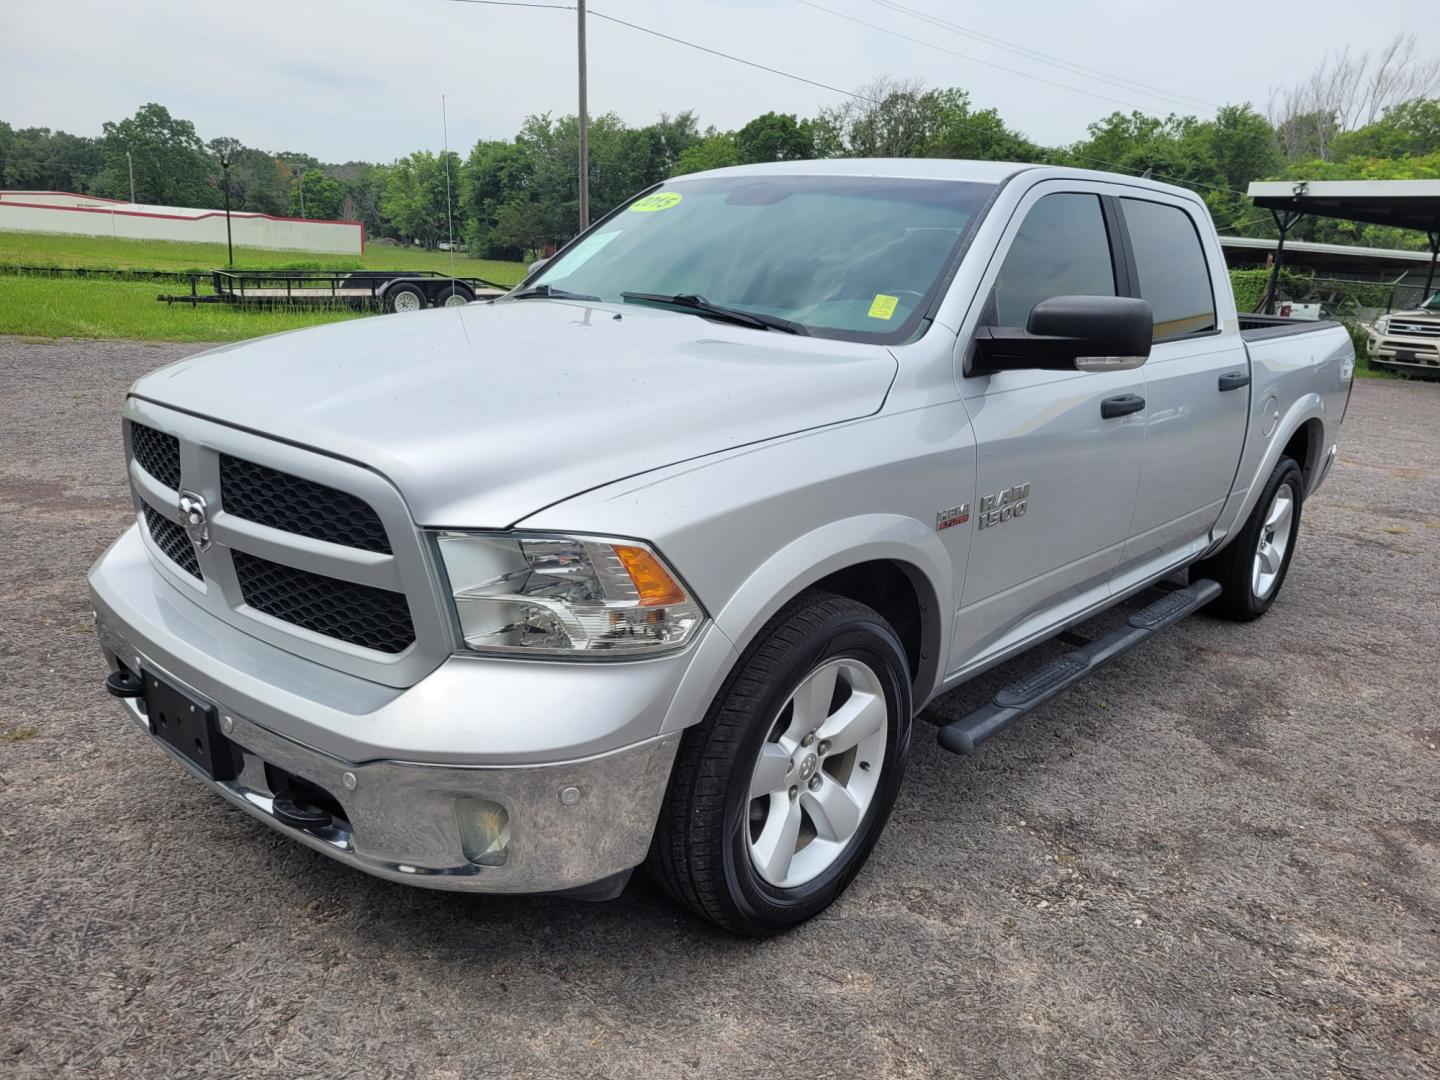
[1,335,1437,1079]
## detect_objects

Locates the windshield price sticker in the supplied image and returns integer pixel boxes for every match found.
[868,294,900,320]
[631,192,683,212]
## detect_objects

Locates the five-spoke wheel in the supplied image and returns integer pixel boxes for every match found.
[746,658,888,888]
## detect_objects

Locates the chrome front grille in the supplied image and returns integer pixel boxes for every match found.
[123,404,446,687]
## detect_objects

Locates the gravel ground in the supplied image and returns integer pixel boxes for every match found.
[1,336,1437,1080]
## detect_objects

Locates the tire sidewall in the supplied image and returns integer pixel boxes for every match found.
[719,613,911,930]
[1243,459,1304,616]
[386,284,425,313]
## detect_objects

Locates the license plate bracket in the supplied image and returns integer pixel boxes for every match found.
[142,671,239,781]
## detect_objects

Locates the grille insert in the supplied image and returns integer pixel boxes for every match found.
[220,455,391,554]
[233,550,414,653]
[130,422,182,490]
[143,505,201,579]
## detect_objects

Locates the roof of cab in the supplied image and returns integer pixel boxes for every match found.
[671,158,1203,204]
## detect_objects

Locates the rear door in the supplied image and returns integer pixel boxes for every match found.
[949,183,1145,671]
[1112,195,1249,588]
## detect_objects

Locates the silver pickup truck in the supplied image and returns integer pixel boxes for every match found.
[89,160,1354,934]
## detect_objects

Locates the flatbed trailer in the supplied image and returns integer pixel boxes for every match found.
[158,269,508,312]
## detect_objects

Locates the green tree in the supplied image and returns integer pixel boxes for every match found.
[380,151,458,248]
[291,170,346,220]
[98,103,211,205]
[734,112,815,163]
[491,199,551,257]
[675,132,740,175]
[1,125,103,192]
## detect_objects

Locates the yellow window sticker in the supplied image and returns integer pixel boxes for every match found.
[868,294,900,320]
[630,191,683,212]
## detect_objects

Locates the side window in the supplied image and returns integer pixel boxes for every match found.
[1120,198,1217,342]
[990,193,1115,327]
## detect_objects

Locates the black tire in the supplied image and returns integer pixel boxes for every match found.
[384,283,426,313]
[438,283,474,307]
[1194,456,1304,621]
[647,589,912,936]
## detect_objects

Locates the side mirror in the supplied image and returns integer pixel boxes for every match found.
[973,295,1153,374]
[527,257,549,276]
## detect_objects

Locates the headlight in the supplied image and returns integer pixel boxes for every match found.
[434,532,704,657]
[1373,315,1390,335]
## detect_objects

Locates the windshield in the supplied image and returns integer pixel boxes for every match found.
[525,175,996,342]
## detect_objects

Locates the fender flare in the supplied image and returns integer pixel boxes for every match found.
[1213,392,1326,549]
[659,514,953,735]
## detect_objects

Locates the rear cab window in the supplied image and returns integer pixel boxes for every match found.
[1119,198,1217,342]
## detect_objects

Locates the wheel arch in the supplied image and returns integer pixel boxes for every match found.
[660,515,952,735]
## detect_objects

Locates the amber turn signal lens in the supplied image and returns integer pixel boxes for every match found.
[614,544,688,607]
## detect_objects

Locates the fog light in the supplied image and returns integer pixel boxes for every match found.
[454,796,510,866]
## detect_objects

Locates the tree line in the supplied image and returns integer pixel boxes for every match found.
[2,33,1437,259]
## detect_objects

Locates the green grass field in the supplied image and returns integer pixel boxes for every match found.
[0,230,527,341]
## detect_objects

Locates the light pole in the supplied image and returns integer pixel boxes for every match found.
[296,164,306,219]
[126,150,136,203]
[218,154,234,267]
[577,0,589,231]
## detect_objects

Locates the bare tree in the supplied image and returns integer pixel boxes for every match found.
[1269,32,1440,160]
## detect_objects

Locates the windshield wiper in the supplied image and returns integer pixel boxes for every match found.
[510,283,601,301]
[621,292,808,335]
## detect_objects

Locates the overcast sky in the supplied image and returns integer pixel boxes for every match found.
[4,0,1439,163]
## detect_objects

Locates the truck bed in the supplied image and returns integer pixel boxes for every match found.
[1238,313,1343,341]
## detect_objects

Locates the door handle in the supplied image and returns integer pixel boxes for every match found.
[1101,394,1145,419]
[1218,371,1251,391]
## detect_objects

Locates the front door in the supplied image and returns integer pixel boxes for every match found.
[949,186,1145,673]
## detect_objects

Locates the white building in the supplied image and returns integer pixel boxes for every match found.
[0,190,364,255]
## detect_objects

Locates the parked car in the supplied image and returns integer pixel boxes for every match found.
[89,160,1354,934]
[1368,291,1440,374]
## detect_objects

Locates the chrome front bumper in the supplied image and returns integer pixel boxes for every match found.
[89,528,690,894]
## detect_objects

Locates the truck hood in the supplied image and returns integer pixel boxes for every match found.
[132,300,898,525]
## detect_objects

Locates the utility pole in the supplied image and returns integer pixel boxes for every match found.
[126,151,136,203]
[296,164,306,219]
[577,0,589,232]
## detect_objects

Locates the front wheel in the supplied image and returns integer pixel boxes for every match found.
[1195,456,1304,621]
[647,590,912,935]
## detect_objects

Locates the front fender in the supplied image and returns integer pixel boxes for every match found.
[659,514,952,734]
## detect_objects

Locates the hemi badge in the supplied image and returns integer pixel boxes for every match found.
[936,504,971,531]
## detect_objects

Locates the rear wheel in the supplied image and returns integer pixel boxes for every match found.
[647,590,912,935]
[385,283,426,313]
[439,284,474,307]
[1195,456,1304,621]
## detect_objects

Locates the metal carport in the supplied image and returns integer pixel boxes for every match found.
[1247,179,1440,313]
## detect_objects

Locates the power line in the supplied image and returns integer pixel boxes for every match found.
[431,0,1250,201]
[795,0,1196,116]
[587,10,879,105]
[868,0,1220,113]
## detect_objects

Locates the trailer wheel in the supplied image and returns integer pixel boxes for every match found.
[386,284,426,313]
[438,284,474,307]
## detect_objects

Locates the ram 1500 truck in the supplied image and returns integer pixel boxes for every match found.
[89,160,1355,934]
[1368,290,1440,374]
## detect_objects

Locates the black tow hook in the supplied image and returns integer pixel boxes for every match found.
[270,795,335,831]
[105,669,144,698]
